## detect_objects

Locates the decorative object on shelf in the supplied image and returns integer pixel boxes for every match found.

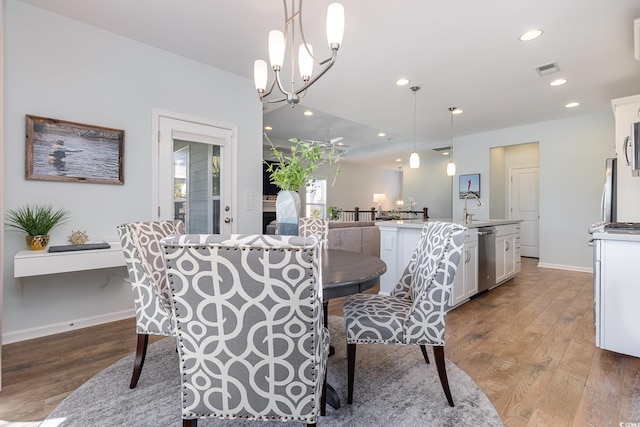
[409,86,421,169]
[68,230,89,245]
[447,107,459,176]
[265,134,342,235]
[25,115,124,185]
[459,173,480,199]
[253,1,345,106]
[4,204,70,250]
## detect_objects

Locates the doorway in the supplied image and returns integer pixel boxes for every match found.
[510,166,539,257]
[490,142,539,258]
[154,112,236,234]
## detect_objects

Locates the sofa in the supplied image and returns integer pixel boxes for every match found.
[266,220,380,257]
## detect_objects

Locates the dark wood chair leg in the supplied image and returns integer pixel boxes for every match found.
[347,343,357,404]
[433,346,454,407]
[420,344,430,364]
[321,366,328,416]
[129,333,149,389]
[183,419,197,427]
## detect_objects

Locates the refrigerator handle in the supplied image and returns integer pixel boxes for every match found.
[624,136,631,166]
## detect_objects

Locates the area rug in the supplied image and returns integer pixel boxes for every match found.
[43,317,503,427]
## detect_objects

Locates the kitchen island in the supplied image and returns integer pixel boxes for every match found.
[376,219,521,309]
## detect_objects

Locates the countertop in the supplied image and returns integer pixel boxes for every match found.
[375,218,521,229]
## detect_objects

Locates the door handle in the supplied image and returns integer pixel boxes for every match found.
[224,217,233,224]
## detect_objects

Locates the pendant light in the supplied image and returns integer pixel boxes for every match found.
[409,86,421,169]
[446,107,457,176]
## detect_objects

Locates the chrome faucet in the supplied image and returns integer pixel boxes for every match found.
[463,193,482,224]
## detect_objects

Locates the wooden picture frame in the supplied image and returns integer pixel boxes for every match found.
[25,115,124,185]
[459,173,480,199]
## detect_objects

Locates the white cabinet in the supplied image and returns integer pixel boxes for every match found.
[450,229,478,308]
[593,233,640,357]
[495,224,519,285]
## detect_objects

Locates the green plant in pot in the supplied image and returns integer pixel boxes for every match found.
[265,136,342,235]
[5,204,70,250]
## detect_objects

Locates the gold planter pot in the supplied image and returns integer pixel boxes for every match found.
[26,234,50,250]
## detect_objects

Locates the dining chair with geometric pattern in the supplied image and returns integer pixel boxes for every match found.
[117,220,185,388]
[161,233,329,427]
[299,217,329,249]
[343,221,467,407]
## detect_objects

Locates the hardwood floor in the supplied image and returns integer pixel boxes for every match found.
[1,257,639,426]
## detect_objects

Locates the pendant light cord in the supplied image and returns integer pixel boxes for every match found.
[450,107,454,161]
[412,86,420,152]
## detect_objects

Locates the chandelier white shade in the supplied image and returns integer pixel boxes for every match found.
[409,86,421,169]
[254,1,345,106]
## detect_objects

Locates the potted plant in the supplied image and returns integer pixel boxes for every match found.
[265,137,341,235]
[5,204,70,250]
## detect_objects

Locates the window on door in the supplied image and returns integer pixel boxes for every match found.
[173,140,222,233]
[305,178,327,218]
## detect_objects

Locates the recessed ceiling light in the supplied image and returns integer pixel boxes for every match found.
[565,102,580,108]
[378,132,386,137]
[442,151,450,156]
[452,108,463,115]
[396,78,410,86]
[264,125,273,130]
[303,110,314,116]
[550,78,567,86]
[395,158,402,162]
[519,29,543,42]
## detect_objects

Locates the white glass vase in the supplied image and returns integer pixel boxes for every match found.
[276,190,301,235]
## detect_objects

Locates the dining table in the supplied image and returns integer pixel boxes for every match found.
[320,249,387,410]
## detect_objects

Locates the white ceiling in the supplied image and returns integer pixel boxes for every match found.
[18,0,640,169]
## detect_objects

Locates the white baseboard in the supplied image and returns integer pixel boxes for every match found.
[537,262,593,274]
[2,309,135,344]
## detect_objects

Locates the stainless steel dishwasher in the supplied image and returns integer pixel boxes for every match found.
[477,227,496,293]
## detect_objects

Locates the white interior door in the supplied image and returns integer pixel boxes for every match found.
[156,115,234,234]
[510,166,539,257]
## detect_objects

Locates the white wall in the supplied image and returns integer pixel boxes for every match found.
[452,111,614,271]
[0,0,5,387]
[401,156,454,219]
[2,1,262,342]
[317,161,401,212]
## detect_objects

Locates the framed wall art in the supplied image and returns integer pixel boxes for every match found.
[459,173,480,199]
[25,115,124,185]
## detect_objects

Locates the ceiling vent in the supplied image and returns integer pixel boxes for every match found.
[634,18,640,61]
[432,146,451,152]
[535,61,560,76]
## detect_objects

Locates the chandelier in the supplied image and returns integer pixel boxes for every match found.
[253,1,345,106]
